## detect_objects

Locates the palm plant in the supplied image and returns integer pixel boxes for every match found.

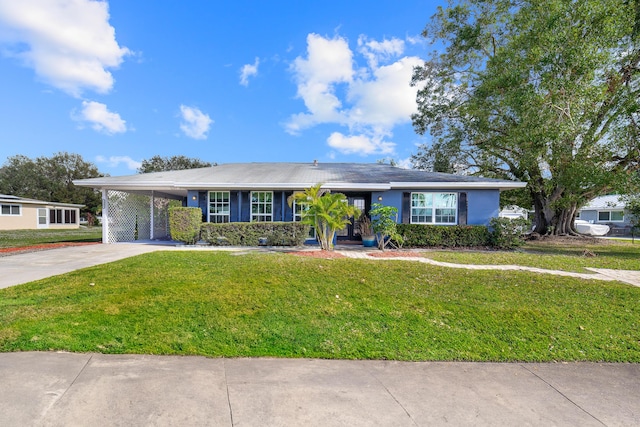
[288,183,360,250]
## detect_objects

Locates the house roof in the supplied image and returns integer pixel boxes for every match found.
[73,162,526,197]
[0,194,84,208]
[580,195,626,210]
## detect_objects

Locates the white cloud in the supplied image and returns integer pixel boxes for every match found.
[0,0,130,97]
[239,57,259,86]
[179,105,213,140]
[96,155,141,170]
[327,132,394,156]
[357,35,405,68]
[74,100,127,134]
[286,33,424,156]
[286,33,354,134]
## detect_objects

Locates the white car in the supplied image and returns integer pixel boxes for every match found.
[574,220,610,236]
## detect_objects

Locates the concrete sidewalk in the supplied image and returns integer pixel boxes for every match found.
[0,352,638,426]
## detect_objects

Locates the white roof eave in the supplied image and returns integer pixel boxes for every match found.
[389,181,527,190]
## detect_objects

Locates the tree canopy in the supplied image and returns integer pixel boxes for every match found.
[0,152,103,214]
[138,155,215,173]
[411,0,640,235]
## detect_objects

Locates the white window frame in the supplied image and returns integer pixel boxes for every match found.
[293,200,316,239]
[208,191,230,223]
[37,208,48,228]
[0,203,21,216]
[251,191,273,222]
[410,192,458,225]
[598,210,624,222]
[49,208,77,224]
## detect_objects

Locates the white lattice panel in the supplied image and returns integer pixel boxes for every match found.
[106,191,151,243]
[153,197,171,240]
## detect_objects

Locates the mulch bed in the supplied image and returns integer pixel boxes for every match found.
[0,242,100,256]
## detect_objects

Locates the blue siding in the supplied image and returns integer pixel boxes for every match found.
[193,188,501,227]
[467,190,499,226]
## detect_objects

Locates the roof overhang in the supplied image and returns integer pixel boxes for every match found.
[389,181,527,191]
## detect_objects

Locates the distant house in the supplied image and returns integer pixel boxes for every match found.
[73,162,526,244]
[577,195,635,236]
[0,194,83,231]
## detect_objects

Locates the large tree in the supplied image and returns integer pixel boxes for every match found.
[138,155,215,173]
[411,0,640,235]
[0,152,103,214]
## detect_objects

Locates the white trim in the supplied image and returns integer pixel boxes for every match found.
[410,192,459,225]
[102,189,110,244]
[250,191,273,222]
[0,203,21,216]
[597,210,625,222]
[37,208,48,228]
[390,181,527,190]
[207,190,231,223]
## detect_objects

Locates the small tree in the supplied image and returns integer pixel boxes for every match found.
[369,203,403,251]
[288,184,360,250]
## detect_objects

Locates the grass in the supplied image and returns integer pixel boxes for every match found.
[421,240,640,272]
[1,250,638,362]
[0,227,102,248]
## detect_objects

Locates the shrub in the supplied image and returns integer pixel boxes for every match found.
[397,224,491,248]
[169,207,202,244]
[370,203,403,250]
[488,217,530,249]
[200,222,310,246]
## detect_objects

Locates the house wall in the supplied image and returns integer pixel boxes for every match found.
[372,189,500,226]
[0,203,80,230]
[188,188,502,228]
[579,208,633,227]
[0,203,36,230]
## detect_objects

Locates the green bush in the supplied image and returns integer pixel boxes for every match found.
[169,207,202,244]
[397,224,491,248]
[200,222,310,246]
[489,217,530,249]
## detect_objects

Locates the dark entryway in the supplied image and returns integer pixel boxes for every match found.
[336,193,371,241]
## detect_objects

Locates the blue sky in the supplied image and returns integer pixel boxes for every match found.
[0,0,442,176]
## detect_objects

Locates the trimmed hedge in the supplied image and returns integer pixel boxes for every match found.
[397,224,491,248]
[201,222,310,246]
[169,207,202,244]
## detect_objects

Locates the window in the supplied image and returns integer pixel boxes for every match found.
[251,191,273,222]
[293,200,316,239]
[598,210,624,222]
[49,208,77,224]
[208,191,230,223]
[38,208,47,225]
[411,192,457,225]
[0,204,21,216]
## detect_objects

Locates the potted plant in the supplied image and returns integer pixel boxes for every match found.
[357,213,376,247]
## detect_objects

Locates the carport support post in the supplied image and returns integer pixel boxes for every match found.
[102,189,110,244]
[150,191,155,240]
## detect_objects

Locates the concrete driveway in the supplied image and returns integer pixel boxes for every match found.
[0,352,638,426]
[0,243,173,289]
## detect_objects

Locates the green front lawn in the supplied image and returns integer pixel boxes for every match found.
[0,228,102,249]
[1,251,638,362]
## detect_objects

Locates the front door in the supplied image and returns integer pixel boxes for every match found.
[336,194,369,241]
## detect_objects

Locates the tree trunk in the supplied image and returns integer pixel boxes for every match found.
[531,193,579,236]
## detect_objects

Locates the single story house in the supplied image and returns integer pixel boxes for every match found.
[0,194,83,231]
[577,195,635,236]
[73,162,526,244]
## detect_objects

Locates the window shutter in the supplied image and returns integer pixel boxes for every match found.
[402,192,410,224]
[458,192,467,225]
